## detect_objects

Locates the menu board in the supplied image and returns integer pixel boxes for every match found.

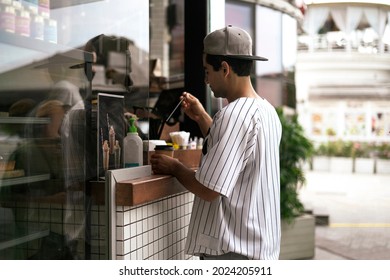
[97,93,124,179]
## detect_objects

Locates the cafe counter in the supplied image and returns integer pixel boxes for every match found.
[0,149,201,260]
[92,149,201,260]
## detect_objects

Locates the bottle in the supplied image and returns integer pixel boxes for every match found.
[44,17,57,43]
[38,0,49,14]
[0,0,15,34]
[197,137,204,150]
[13,0,30,37]
[29,6,43,40]
[189,138,197,150]
[123,117,143,168]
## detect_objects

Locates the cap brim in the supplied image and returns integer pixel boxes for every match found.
[225,54,268,61]
[34,62,86,69]
[69,63,86,69]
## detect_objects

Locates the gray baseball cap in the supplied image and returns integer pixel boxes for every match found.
[203,25,268,61]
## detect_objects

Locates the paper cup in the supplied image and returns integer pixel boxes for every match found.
[154,145,174,157]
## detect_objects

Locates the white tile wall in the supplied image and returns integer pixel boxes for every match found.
[115,192,196,260]
[0,200,97,259]
[1,191,197,260]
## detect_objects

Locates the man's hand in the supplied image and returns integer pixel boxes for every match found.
[150,151,220,202]
[181,92,205,122]
[181,92,212,137]
[150,153,179,175]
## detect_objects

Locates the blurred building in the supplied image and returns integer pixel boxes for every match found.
[296,0,390,144]
[208,0,304,113]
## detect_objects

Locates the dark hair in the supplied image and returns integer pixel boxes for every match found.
[205,54,253,76]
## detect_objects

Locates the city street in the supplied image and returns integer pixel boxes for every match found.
[299,171,390,260]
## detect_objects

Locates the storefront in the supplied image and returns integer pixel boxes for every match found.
[0,0,302,260]
[0,0,208,260]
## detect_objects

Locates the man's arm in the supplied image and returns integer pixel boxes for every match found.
[150,154,219,202]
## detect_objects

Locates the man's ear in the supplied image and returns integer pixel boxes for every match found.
[221,61,230,76]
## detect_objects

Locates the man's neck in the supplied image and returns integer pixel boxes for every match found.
[226,77,258,103]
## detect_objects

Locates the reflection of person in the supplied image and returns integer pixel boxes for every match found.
[46,58,83,112]
[6,98,37,136]
[6,99,66,197]
[36,100,66,138]
[150,26,282,260]
[84,35,134,89]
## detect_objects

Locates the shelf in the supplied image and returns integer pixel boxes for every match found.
[0,31,93,61]
[51,0,103,9]
[0,117,51,124]
[0,228,50,251]
[0,31,63,54]
[0,174,50,187]
[0,31,94,73]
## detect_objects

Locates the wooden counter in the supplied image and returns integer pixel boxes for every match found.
[91,149,202,206]
[116,174,186,206]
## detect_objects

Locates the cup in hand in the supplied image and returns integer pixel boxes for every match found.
[154,145,174,157]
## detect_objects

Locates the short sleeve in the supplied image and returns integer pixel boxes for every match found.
[195,99,257,197]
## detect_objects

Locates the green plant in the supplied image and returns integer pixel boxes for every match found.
[375,143,390,159]
[352,142,374,158]
[277,107,314,223]
[314,140,353,157]
[315,142,331,156]
[331,140,353,157]
[314,141,385,159]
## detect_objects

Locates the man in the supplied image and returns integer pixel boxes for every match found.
[150,25,282,260]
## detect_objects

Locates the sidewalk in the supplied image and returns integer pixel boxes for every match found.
[313,247,348,260]
[299,170,390,260]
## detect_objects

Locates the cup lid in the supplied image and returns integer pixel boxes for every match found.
[154,145,174,151]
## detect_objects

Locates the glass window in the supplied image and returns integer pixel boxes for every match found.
[0,0,149,260]
[149,0,185,140]
[225,1,253,37]
[256,5,282,76]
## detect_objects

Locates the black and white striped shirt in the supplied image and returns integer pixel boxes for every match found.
[185,97,282,260]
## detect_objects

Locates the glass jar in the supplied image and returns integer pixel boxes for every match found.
[21,0,38,11]
[38,0,49,15]
[0,0,15,33]
[14,1,30,37]
[44,17,56,43]
[29,7,43,40]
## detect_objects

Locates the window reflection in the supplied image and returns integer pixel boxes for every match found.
[0,0,149,260]
[149,0,185,140]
